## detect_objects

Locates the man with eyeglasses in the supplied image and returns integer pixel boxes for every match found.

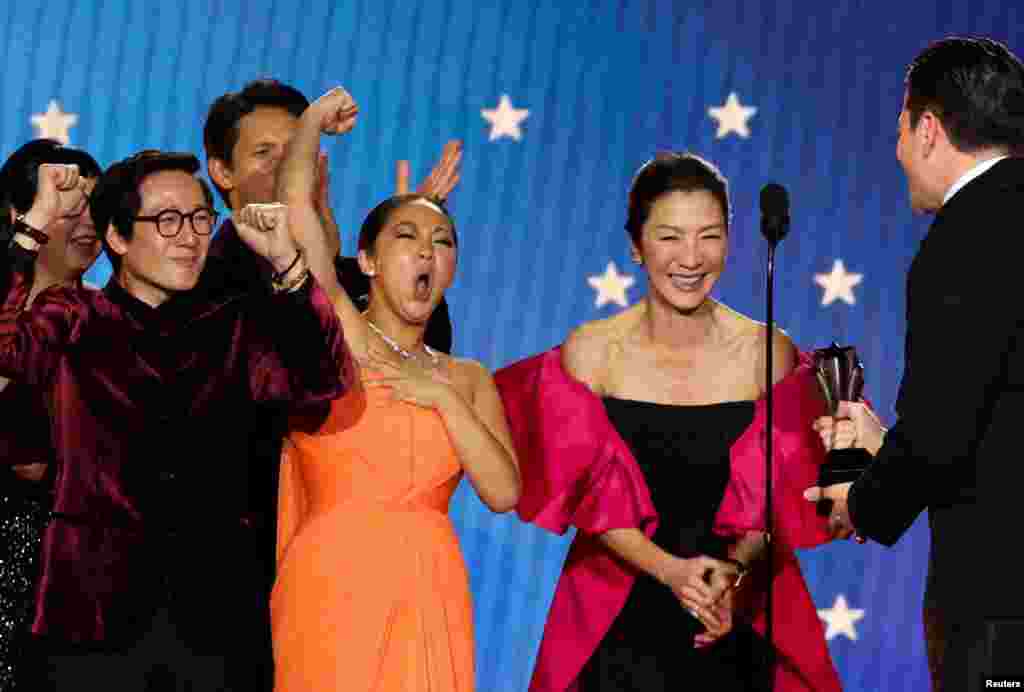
[2,149,354,691]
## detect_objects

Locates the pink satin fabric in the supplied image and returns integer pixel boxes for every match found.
[495,347,841,692]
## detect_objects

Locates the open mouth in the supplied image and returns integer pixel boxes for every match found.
[414,271,433,300]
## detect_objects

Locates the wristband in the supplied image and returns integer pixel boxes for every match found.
[13,214,49,245]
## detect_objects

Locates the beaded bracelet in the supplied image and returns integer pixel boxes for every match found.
[270,249,302,284]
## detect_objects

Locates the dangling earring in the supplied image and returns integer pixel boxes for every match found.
[632,255,643,265]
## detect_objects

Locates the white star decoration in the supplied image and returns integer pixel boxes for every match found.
[707,92,757,139]
[31,100,78,145]
[814,259,864,306]
[481,94,529,141]
[588,261,634,308]
[817,594,866,641]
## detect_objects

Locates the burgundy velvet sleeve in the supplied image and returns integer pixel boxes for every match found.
[0,279,84,387]
[245,274,355,406]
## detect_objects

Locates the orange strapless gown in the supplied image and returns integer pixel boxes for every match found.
[271,374,475,692]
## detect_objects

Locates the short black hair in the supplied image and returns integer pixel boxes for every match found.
[202,79,310,207]
[357,194,458,254]
[906,36,1024,153]
[0,138,101,229]
[91,150,214,271]
[624,152,730,244]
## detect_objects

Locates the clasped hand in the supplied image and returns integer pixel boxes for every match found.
[659,555,740,646]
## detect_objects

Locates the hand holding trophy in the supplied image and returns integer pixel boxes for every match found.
[813,342,873,487]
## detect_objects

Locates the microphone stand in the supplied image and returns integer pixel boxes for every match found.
[759,183,788,692]
[763,238,777,691]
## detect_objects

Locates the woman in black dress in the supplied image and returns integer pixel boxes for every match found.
[561,153,804,690]
[0,140,101,691]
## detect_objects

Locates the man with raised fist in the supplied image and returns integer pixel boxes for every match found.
[3,150,353,691]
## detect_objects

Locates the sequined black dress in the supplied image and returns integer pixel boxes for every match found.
[0,468,50,691]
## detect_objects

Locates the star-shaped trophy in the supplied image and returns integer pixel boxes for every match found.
[813,343,871,486]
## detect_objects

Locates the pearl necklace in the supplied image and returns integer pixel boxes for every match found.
[367,320,440,365]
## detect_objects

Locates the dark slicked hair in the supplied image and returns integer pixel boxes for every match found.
[906,36,1024,153]
[625,152,730,244]
[0,138,101,239]
[357,194,458,254]
[91,150,214,271]
[203,79,310,207]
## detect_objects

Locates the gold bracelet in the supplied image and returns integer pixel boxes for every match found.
[271,261,310,294]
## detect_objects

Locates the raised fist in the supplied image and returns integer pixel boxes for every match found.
[308,87,359,136]
[27,163,82,229]
[234,203,298,271]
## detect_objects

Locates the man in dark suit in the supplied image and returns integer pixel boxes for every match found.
[806,36,1024,691]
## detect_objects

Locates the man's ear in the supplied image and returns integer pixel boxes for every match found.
[917,110,941,157]
[105,224,129,259]
[357,248,376,277]
[207,157,235,195]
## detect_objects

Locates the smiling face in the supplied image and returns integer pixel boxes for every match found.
[210,106,299,210]
[633,189,728,314]
[358,199,457,325]
[34,176,101,282]
[107,170,211,307]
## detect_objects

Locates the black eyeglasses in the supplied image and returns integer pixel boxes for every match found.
[134,208,220,238]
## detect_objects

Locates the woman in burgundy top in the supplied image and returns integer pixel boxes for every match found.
[0,140,102,691]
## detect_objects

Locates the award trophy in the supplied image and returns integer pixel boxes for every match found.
[813,342,872,487]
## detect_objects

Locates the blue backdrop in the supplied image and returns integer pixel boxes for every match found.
[6,1,1021,689]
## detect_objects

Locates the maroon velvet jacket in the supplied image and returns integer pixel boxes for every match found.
[0,244,354,647]
[0,269,55,475]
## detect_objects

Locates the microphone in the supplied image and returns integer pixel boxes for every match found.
[760,183,790,245]
[758,181,790,691]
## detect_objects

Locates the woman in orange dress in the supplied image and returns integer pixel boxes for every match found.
[269,87,521,692]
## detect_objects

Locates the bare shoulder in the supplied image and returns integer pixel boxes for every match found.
[448,355,490,381]
[719,304,798,386]
[563,304,643,392]
[445,355,493,400]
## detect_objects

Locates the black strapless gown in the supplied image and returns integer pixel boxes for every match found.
[580,398,771,691]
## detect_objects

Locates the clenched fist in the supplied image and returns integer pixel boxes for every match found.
[24,163,83,231]
[234,203,299,273]
[308,87,359,136]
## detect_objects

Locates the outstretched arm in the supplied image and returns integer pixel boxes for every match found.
[276,86,368,359]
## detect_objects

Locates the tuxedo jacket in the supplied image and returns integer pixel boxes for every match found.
[848,158,1024,682]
